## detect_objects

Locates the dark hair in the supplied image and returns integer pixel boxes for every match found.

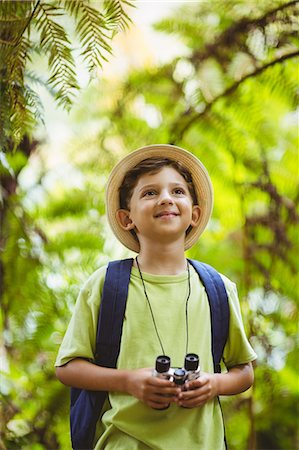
[119,157,198,210]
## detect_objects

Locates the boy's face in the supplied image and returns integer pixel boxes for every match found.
[116,166,201,248]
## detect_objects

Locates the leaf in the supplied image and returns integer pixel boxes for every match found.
[73,2,115,71]
[34,1,79,108]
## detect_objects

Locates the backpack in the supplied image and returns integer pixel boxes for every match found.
[70,258,230,450]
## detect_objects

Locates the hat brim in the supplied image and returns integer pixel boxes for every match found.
[106,144,213,253]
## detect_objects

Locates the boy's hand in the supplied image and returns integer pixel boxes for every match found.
[178,372,219,408]
[126,368,180,410]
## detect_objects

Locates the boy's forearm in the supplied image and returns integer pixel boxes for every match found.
[56,358,130,393]
[56,358,180,409]
[56,359,254,405]
[216,362,254,396]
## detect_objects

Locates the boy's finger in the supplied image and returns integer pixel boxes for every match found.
[185,377,207,390]
[179,394,208,408]
[149,400,170,410]
[150,393,178,403]
[178,387,207,401]
[152,386,180,398]
[148,377,176,388]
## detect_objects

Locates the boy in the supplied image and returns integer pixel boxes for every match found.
[56,144,257,449]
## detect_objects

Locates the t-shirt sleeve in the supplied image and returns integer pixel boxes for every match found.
[55,265,107,367]
[221,275,257,369]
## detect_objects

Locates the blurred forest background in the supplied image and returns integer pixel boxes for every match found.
[0,0,298,449]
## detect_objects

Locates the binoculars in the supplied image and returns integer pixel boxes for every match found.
[153,353,200,387]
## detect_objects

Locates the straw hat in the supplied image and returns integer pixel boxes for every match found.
[106,144,213,253]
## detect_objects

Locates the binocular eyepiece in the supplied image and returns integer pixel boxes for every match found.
[155,355,171,374]
[154,353,200,386]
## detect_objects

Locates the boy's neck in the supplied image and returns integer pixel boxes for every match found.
[135,243,188,275]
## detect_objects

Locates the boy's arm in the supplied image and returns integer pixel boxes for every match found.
[56,358,130,392]
[178,361,254,408]
[215,362,254,395]
[56,358,180,410]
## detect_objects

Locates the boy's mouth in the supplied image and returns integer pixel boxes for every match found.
[154,211,179,218]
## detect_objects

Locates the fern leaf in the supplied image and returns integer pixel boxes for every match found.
[34,1,78,108]
[0,30,34,149]
[0,0,134,150]
[25,83,45,124]
[73,2,115,71]
[62,0,84,17]
[104,0,134,32]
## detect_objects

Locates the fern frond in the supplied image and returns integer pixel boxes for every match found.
[0,0,134,151]
[0,36,33,149]
[9,94,36,148]
[75,2,113,71]
[62,0,84,17]
[7,36,31,85]
[0,0,34,21]
[0,85,11,151]
[25,70,47,88]
[25,83,44,124]
[0,2,42,150]
[34,1,78,108]
[104,0,133,32]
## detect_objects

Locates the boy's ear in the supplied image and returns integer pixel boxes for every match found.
[116,209,135,231]
[190,205,201,228]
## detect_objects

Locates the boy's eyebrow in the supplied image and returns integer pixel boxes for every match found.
[137,182,188,192]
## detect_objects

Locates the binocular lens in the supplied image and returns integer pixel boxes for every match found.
[184,353,199,371]
[155,355,171,373]
[173,368,186,385]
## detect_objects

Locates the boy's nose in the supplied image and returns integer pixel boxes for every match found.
[157,191,174,205]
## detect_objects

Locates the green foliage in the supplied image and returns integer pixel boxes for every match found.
[35,1,79,107]
[1,0,298,448]
[0,0,134,152]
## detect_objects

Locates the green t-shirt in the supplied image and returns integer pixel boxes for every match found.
[56,264,257,450]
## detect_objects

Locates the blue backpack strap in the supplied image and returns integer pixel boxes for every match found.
[188,259,230,373]
[95,258,134,367]
[70,258,133,450]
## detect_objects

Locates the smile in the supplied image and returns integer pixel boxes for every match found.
[155,211,179,218]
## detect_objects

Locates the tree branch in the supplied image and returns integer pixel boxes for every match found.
[170,50,299,143]
[13,0,40,47]
[191,0,299,66]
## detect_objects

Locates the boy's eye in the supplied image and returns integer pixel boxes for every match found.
[173,188,186,195]
[143,190,157,197]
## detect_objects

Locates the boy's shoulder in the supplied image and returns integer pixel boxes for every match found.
[218,272,237,293]
[84,264,108,285]
[81,260,237,302]
[189,260,237,293]
[82,258,133,289]
[79,265,108,304]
